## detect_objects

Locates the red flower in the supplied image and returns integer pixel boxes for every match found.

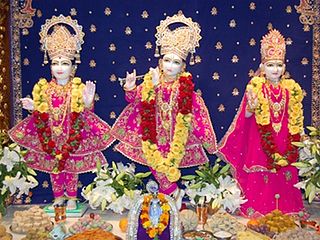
[48,140,56,148]
[40,113,49,121]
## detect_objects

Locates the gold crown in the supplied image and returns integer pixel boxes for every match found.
[39,15,84,64]
[155,11,201,65]
[261,29,286,63]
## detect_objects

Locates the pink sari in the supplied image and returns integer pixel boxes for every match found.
[112,82,218,194]
[219,83,304,217]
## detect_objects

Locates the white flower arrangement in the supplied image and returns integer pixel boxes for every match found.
[82,161,150,214]
[0,132,38,215]
[292,126,320,203]
[182,160,247,213]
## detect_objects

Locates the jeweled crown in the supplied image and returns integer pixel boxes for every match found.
[261,29,286,63]
[155,11,201,65]
[39,15,84,64]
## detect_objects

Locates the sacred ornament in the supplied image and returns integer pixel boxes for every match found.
[260,29,286,63]
[39,15,84,64]
[154,11,201,65]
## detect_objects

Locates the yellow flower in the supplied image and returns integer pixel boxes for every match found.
[289,125,301,135]
[71,89,81,97]
[148,228,157,238]
[156,164,168,173]
[171,145,181,155]
[142,220,151,229]
[38,102,48,113]
[276,159,288,167]
[260,118,270,125]
[282,79,295,89]
[161,203,170,212]
[273,153,283,161]
[290,110,300,119]
[72,77,81,85]
[32,84,41,94]
[38,78,47,86]
[79,83,85,91]
[55,154,63,160]
[261,103,269,112]
[294,93,303,102]
[152,151,162,160]
[71,102,78,110]
[167,167,181,182]
[33,94,41,102]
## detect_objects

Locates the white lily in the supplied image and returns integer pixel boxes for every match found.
[2,171,22,195]
[0,147,21,172]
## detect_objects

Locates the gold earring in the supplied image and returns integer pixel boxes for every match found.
[158,59,163,73]
[70,65,77,78]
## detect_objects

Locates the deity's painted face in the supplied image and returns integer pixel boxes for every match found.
[263,60,285,83]
[162,53,184,77]
[51,57,73,81]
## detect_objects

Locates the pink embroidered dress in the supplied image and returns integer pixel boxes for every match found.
[9,79,115,198]
[219,80,304,217]
[112,80,218,194]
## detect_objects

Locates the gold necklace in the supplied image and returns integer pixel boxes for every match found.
[265,84,287,133]
[156,76,179,132]
[47,83,71,136]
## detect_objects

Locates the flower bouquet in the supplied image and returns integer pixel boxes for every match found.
[0,130,38,216]
[182,159,247,213]
[82,161,151,214]
[292,126,320,203]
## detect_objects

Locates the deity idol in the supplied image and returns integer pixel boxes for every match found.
[112,12,218,208]
[219,29,305,216]
[9,15,114,209]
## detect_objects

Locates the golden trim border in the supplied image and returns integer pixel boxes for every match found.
[312,2,320,127]
[10,0,22,125]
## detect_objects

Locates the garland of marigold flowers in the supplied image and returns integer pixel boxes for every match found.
[140,72,193,182]
[246,77,304,171]
[32,78,85,173]
[140,193,170,239]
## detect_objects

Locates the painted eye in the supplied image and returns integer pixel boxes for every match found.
[163,58,170,62]
[173,60,181,65]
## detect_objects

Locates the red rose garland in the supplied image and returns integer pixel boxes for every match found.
[140,74,193,145]
[258,123,300,170]
[33,111,84,172]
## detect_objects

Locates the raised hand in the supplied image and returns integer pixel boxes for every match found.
[83,81,96,107]
[149,66,160,86]
[20,98,34,111]
[124,69,137,90]
[246,88,258,110]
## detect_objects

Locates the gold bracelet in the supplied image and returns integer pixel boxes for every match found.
[123,85,137,91]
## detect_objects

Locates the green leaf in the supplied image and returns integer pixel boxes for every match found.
[101,198,107,211]
[189,182,202,189]
[219,164,230,174]
[291,162,311,168]
[181,175,196,181]
[211,164,220,174]
[96,159,102,173]
[307,183,316,203]
[291,142,305,148]
[195,170,206,178]
[8,143,18,149]
[306,126,317,132]
[112,161,117,171]
[83,184,93,195]
[116,172,125,181]
[27,168,37,176]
